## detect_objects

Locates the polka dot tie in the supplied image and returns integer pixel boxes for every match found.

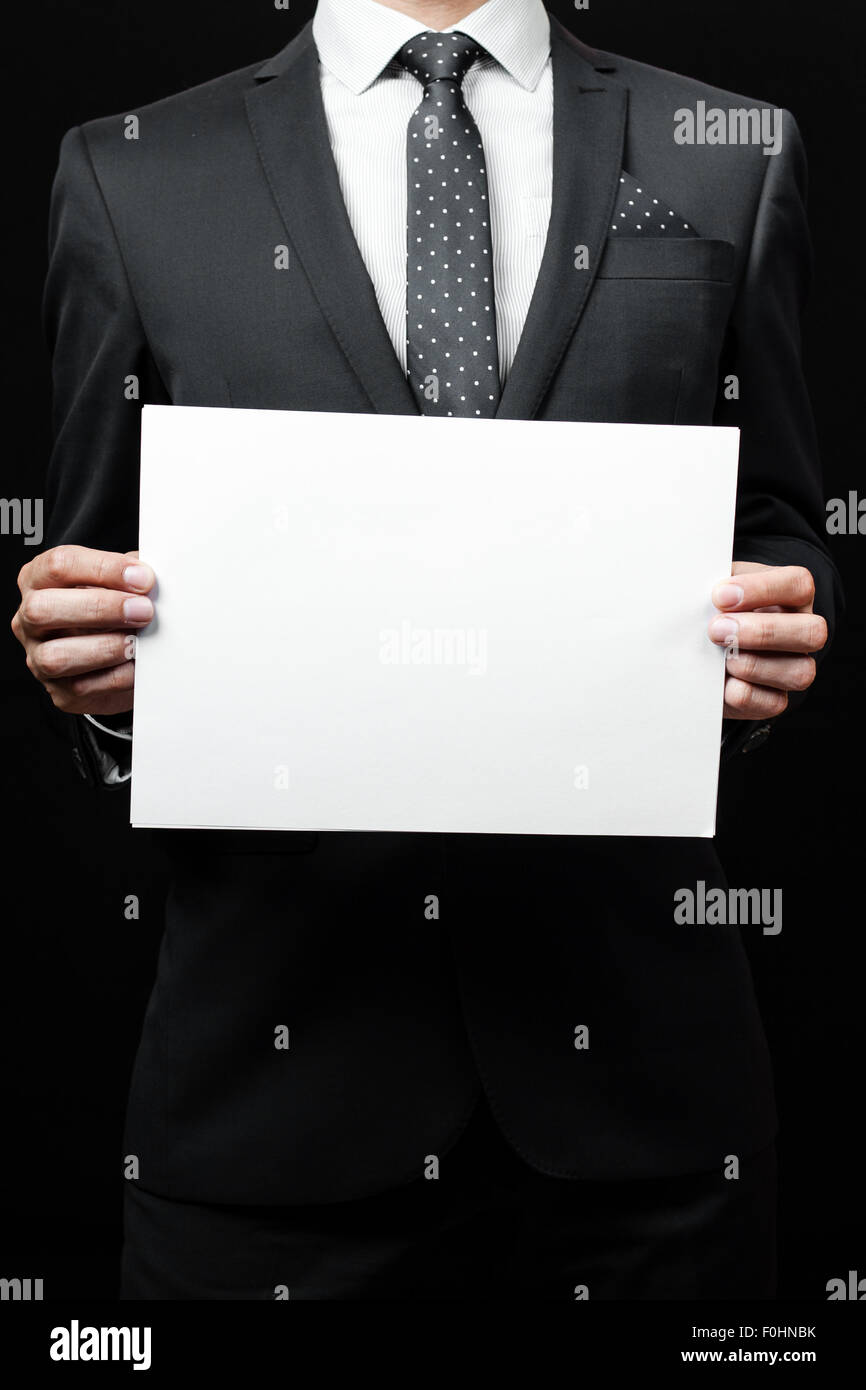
[395,32,501,418]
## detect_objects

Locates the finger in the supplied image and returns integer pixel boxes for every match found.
[723,676,788,720]
[22,545,154,594]
[45,679,135,718]
[17,586,154,633]
[708,611,827,654]
[725,652,816,693]
[45,661,135,710]
[712,565,815,613]
[27,632,136,682]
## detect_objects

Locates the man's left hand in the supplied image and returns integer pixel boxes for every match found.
[708,562,828,721]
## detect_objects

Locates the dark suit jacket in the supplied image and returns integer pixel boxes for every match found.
[42,15,842,1202]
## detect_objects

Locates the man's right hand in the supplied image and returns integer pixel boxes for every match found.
[12,546,155,716]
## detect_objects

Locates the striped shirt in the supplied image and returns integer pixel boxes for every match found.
[312,0,553,383]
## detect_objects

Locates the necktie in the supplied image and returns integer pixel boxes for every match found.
[394,32,501,417]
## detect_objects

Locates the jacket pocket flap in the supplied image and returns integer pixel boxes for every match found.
[597,238,736,282]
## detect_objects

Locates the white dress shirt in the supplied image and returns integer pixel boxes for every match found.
[312,0,553,382]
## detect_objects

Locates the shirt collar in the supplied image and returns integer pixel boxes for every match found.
[312,0,550,95]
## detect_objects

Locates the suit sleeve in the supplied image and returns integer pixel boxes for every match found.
[714,108,843,759]
[42,125,171,787]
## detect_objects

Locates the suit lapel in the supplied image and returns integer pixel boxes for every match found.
[244,23,419,416]
[496,21,628,420]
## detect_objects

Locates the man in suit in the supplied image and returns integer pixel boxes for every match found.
[13,0,839,1298]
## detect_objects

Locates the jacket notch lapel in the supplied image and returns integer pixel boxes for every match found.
[244,24,419,417]
[496,23,628,420]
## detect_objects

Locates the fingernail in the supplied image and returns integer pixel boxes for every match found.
[123,596,153,623]
[123,564,153,591]
[712,583,744,609]
[710,617,739,642]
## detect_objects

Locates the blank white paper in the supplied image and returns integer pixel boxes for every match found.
[130,406,739,837]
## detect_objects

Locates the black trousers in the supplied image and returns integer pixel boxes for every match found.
[121,1098,776,1300]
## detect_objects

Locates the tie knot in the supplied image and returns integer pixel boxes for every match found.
[394,31,483,88]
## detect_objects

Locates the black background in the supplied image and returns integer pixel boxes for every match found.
[1,0,863,1299]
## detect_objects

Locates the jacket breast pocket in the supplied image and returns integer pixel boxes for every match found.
[545,238,738,425]
[595,238,736,283]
